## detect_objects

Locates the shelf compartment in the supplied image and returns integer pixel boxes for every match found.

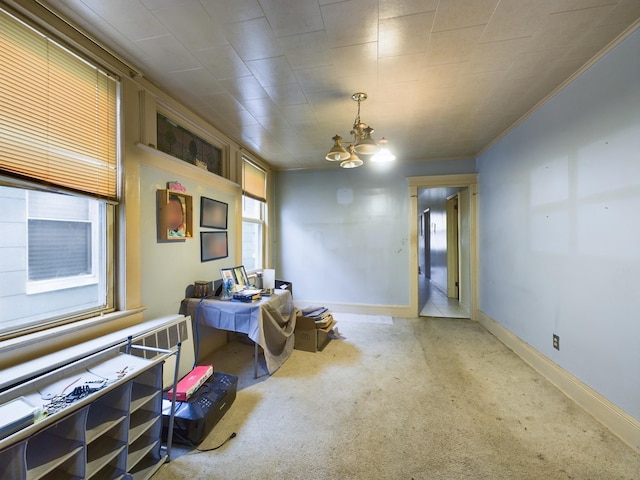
[86,423,127,478]
[25,438,83,480]
[130,385,160,414]
[129,409,160,444]
[128,451,166,480]
[89,459,126,480]
[127,436,161,472]
[26,412,86,480]
[85,405,128,443]
[38,455,85,480]
[0,442,27,479]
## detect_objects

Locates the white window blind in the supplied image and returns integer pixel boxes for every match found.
[0,8,119,201]
[242,159,266,202]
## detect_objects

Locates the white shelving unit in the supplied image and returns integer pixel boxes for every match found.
[0,342,178,480]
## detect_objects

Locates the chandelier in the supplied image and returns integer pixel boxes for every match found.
[325,92,396,168]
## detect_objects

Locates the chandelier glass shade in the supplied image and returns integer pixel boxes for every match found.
[326,92,395,168]
[325,134,350,161]
[340,145,363,169]
[370,138,396,163]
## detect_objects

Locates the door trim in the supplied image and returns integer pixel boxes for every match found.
[408,174,478,319]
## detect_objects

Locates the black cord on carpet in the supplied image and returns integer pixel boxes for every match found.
[187,432,237,454]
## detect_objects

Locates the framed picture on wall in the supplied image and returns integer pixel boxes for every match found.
[200,231,228,262]
[200,196,228,229]
[157,189,193,241]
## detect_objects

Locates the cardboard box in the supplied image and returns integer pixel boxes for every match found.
[294,315,335,352]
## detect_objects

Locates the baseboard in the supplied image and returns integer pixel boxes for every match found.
[292,300,413,318]
[477,311,640,453]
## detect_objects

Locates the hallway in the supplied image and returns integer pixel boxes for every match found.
[419,274,469,318]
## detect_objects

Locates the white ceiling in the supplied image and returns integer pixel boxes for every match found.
[40,0,640,170]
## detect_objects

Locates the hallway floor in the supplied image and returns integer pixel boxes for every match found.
[419,275,469,318]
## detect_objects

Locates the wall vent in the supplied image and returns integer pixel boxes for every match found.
[120,316,195,389]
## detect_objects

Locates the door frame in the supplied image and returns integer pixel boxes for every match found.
[446,194,459,299]
[408,174,478,319]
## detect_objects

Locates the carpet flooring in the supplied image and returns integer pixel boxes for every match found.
[153,317,639,480]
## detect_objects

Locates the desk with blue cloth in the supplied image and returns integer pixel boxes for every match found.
[180,289,296,377]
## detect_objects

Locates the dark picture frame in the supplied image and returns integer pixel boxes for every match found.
[200,231,228,262]
[200,196,228,229]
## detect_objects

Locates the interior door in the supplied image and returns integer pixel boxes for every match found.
[423,209,431,278]
[446,195,459,299]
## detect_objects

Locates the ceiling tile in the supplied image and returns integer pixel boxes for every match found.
[432,0,499,32]
[259,0,324,37]
[548,0,623,14]
[220,17,282,61]
[241,97,279,118]
[320,0,379,48]
[246,56,298,87]
[264,84,308,107]
[379,0,438,19]
[480,0,551,43]
[277,30,333,70]
[524,5,618,51]
[379,53,427,85]
[134,35,201,72]
[201,92,258,127]
[599,0,640,26]
[150,2,228,51]
[294,65,342,94]
[139,0,192,10]
[379,12,435,58]
[163,68,225,96]
[194,45,252,80]
[200,0,263,23]
[330,42,379,77]
[218,75,269,101]
[466,36,531,74]
[79,0,168,41]
[425,25,485,65]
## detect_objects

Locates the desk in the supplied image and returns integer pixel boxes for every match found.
[181,289,296,377]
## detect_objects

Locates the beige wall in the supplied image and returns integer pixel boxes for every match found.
[0,42,271,368]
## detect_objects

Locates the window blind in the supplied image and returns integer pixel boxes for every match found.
[0,8,119,201]
[242,159,266,202]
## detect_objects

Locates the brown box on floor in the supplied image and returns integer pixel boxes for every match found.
[294,314,335,352]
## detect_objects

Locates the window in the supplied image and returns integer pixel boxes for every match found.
[26,190,105,292]
[156,113,223,176]
[0,187,113,335]
[242,159,267,272]
[0,8,118,337]
[242,196,264,271]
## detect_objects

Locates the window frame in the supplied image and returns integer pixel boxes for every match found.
[25,195,104,295]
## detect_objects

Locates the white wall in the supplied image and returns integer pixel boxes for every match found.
[478,29,640,419]
[274,159,476,309]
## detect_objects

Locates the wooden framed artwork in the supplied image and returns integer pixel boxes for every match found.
[157,189,193,241]
[200,231,228,262]
[200,196,228,229]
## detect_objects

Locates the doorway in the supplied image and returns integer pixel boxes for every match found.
[410,174,477,319]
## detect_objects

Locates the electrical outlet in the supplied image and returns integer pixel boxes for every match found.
[553,334,560,350]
